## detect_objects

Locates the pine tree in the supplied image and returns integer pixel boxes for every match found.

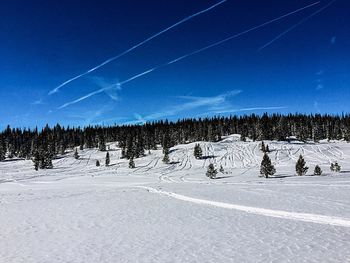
[74,148,79,159]
[44,152,53,169]
[261,141,270,153]
[105,151,110,166]
[33,150,40,171]
[96,160,100,167]
[314,165,322,176]
[59,140,66,155]
[206,164,217,179]
[335,162,341,172]
[98,135,106,151]
[331,162,341,172]
[260,153,276,178]
[121,147,126,159]
[162,148,170,164]
[0,142,5,161]
[219,165,224,173]
[129,156,135,168]
[193,143,203,159]
[296,155,308,176]
[330,163,335,172]
[126,137,135,159]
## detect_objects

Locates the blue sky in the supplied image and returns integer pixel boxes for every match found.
[0,0,349,128]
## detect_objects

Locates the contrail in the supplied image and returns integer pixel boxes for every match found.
[48,0,228,95]
[57,1,320,109]
[58,86,114,109]
[258,0,336,52]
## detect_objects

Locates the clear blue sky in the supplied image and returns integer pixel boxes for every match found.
[0,0,349,128]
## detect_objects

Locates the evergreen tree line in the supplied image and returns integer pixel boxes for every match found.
[0,113,349,168]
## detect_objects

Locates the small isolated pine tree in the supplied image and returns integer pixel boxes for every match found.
[105,151,110,166]
[74,148,79,159]
[296,155,308,176]
[206,164,217,179]
[335,162,341,172]
[163,147,170,164]
[261,141,270,153]
[219,165,224,173]
[193,143,203,159]
[129,156,135,169]
[331,162,341,172]
[314,165,322,176]
[96,160,100,167]
[260,153,276,178]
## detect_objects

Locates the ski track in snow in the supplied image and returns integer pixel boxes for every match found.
[138,186,350,228]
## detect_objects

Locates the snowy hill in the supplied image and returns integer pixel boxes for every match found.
[1,135,350,262]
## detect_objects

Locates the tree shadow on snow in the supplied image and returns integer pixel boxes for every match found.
[214,175,234,180]
[269,174,295,179]
[2,158,25,162]
[200,155,217,160]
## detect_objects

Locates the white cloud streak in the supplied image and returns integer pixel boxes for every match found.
[206,106,288,114]
[126,90,242,124]
[48,0,227,95]
[57,1,320,110]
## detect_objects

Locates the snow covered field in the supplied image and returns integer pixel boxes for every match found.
[1,135,350,262]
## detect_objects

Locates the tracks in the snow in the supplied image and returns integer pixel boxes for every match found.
[138,186,350,228]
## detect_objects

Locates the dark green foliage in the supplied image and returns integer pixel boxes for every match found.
[0,141,5,161]
[330,162,341,172]
[314,165,322,176]
[98,135,106,151]
[129,157,135,169]
[74,148,79,159]
[206,164,217,179]
[296,155,308,176]
[260,153,276,178]
[162,147,170,164]
[33,150,40,171]
[105,151,110,166]
[193,143,203,159]
[261,141,266,152]
[261,141,270,153]
[32,148,53,170]
[219,165,224,173]
[96,160,100,167]
[121,147,126,159]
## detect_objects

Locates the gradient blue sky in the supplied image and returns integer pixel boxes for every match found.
[0,0,349,128]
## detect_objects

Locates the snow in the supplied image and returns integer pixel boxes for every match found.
[1,136,350,262]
